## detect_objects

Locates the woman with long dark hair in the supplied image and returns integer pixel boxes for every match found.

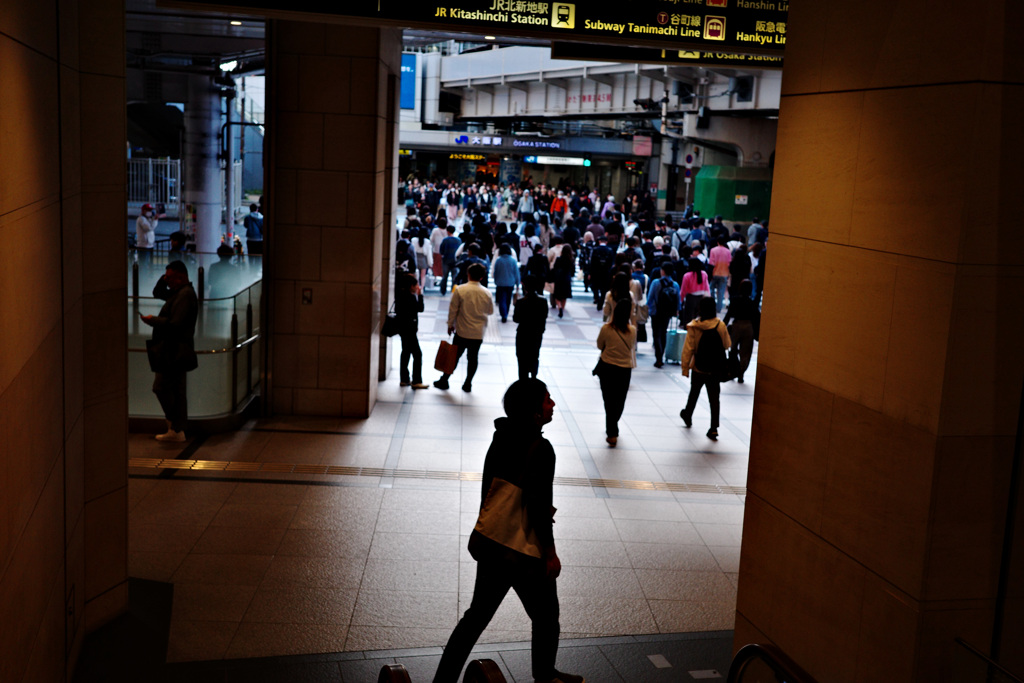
[395,272,428,389]
[595,297,637,446]
[680,296,732,440]
[602,269,638,326]
[679,257,711,324]
[723,279,760,384]
[549,245,575,318]
[412,228,433,290]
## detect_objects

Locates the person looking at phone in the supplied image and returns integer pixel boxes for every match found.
[140,261,198,442]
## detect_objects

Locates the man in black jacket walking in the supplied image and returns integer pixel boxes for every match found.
[432,379,583,683]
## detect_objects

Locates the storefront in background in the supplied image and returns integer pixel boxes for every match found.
[398,132,651,198]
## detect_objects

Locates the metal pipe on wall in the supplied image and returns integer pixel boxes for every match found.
[225,80,236,245]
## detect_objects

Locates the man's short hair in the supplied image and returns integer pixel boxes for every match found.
[166,260,189,275]
[446,225,455,234]
[467,263,486,281]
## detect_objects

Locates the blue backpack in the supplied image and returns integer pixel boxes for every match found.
[656,278,679,316]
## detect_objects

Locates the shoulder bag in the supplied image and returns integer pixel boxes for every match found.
[473,439,544,559]
[381,301,400,338]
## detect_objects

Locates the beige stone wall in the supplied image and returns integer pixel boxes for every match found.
[0,1,128,680]
[736,2,1024,681]
[266,21,401,418]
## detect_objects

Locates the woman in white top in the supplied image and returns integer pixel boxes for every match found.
[595,296,637,447]
[135,203,161,251]
[411,230,433,289]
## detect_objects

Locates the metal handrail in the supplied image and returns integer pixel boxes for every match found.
[955,639,1024,683]
[728,643,818,683]
[128,332,259,355]
[131,280,263,304]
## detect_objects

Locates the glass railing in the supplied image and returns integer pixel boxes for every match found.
[128,251,262,420]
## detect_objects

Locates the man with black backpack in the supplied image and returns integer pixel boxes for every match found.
[679,296,732,440]
[647,264,680,368]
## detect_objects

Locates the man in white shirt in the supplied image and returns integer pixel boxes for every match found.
[434,263,495,392]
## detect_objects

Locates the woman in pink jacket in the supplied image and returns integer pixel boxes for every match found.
[679,257,711,323]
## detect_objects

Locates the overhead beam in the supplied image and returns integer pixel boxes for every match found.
[501,76,531,94]
[583,66,616,88]
[468,80,495,96]
[539,71,568,90]
[641,66,671,85]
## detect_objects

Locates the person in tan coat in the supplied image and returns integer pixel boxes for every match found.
[680,296,732,440]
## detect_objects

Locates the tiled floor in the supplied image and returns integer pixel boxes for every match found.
[128,277,756,674]
[157,632,735,682]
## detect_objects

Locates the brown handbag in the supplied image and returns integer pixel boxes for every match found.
[434,340,459,374]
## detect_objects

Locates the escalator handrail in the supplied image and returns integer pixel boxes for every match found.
[727,643,819,683]
[955,638,1024,683]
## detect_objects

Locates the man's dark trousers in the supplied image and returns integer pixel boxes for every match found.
[651,313,672,363]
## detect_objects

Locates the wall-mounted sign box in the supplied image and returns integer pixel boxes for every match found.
[524,155,587,166]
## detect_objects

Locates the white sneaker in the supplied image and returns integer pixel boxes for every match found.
[155,430,186,442]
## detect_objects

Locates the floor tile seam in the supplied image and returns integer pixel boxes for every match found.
[545,383,611,500]
[341,479,390,653]
[347,631,725,660]
[129,466,746,497]
[216,586,263,659]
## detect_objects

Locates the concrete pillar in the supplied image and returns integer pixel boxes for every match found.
[184,74,223,254]
[266,20,401,418]
[736,2,1024,681]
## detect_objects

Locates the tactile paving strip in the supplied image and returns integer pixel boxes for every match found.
[128,457,746,495]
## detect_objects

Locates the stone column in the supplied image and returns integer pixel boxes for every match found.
[266,20,401,417]
[184,74,224,254]
[0,0,128,679]
[736,2,1024,681]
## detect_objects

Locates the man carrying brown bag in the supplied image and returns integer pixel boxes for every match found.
[434,262,493,392]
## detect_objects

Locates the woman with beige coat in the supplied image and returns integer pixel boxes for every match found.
[680,296,732,440]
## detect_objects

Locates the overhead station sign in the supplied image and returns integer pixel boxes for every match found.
[551,42,784,68]
[167,0,788,52]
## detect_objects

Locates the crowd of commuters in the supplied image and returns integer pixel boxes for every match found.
[393,174,767,442]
